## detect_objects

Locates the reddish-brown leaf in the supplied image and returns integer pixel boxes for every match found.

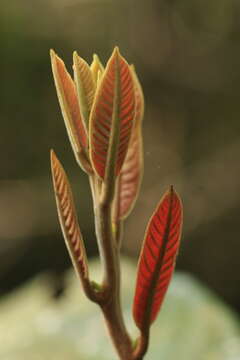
[89,47,135,180]
[115,66,145,220]
[51,150,88,280]
[131,64,144,127]
[133,187,183,331]
[50,50,87,153]
[116,126,143,219]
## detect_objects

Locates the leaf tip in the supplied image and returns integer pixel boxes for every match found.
[50,49,61,70]
[73,50,79,63]
[112,46,121,62]
[112,46,128,66]
[113,45,120,54]
[91,54,104,83]
[49,48,55,58]
[93,53,99,61]
[130,63,135,71]
[50,148,57,165]
[50,49,57,72]
[50,149,61,182]
[169,185,183,207]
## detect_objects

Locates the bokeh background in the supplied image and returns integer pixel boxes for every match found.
[1,0,240,314]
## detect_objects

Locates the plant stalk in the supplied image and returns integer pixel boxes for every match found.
[132,332,149,360]
[90,175,133,359]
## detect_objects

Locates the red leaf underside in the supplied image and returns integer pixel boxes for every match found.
[131,66,144,127]
[117,127,143,219]
[51,151,88,278]
[114,67,144,220]
[133,187,182,330]
[90,49,135,179]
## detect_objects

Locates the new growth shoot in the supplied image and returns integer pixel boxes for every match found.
[50,47,183,360]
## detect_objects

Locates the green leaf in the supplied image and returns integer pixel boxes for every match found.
[90,53,104,85]
[73,51,95,130]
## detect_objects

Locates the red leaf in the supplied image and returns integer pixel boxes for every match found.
[89,47,135,180]
[133,187,183,331]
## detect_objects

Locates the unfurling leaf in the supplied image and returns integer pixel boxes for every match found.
[89,47,136,181]
[50,50,90,171]
[115,126,143,220]
[130,64,144,126]
[133,187,183,331]
[73,52,95,129]
[51,150,89,281]
[114,67,145,220]
[90,54,104,85]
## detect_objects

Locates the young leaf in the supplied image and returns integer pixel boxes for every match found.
[133,186,183,331]
[131,64,144,126]
[90,54,104,85]
[115,126,143,220]
[114,67,145,220]
[89,47,135,181]
[50,50,89,171]
[50,149,89,282]
[73,51,95,129]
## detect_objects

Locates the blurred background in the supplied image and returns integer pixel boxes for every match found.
[1,0,240,314]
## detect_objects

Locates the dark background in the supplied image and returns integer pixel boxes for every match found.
[1,0,240,312]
